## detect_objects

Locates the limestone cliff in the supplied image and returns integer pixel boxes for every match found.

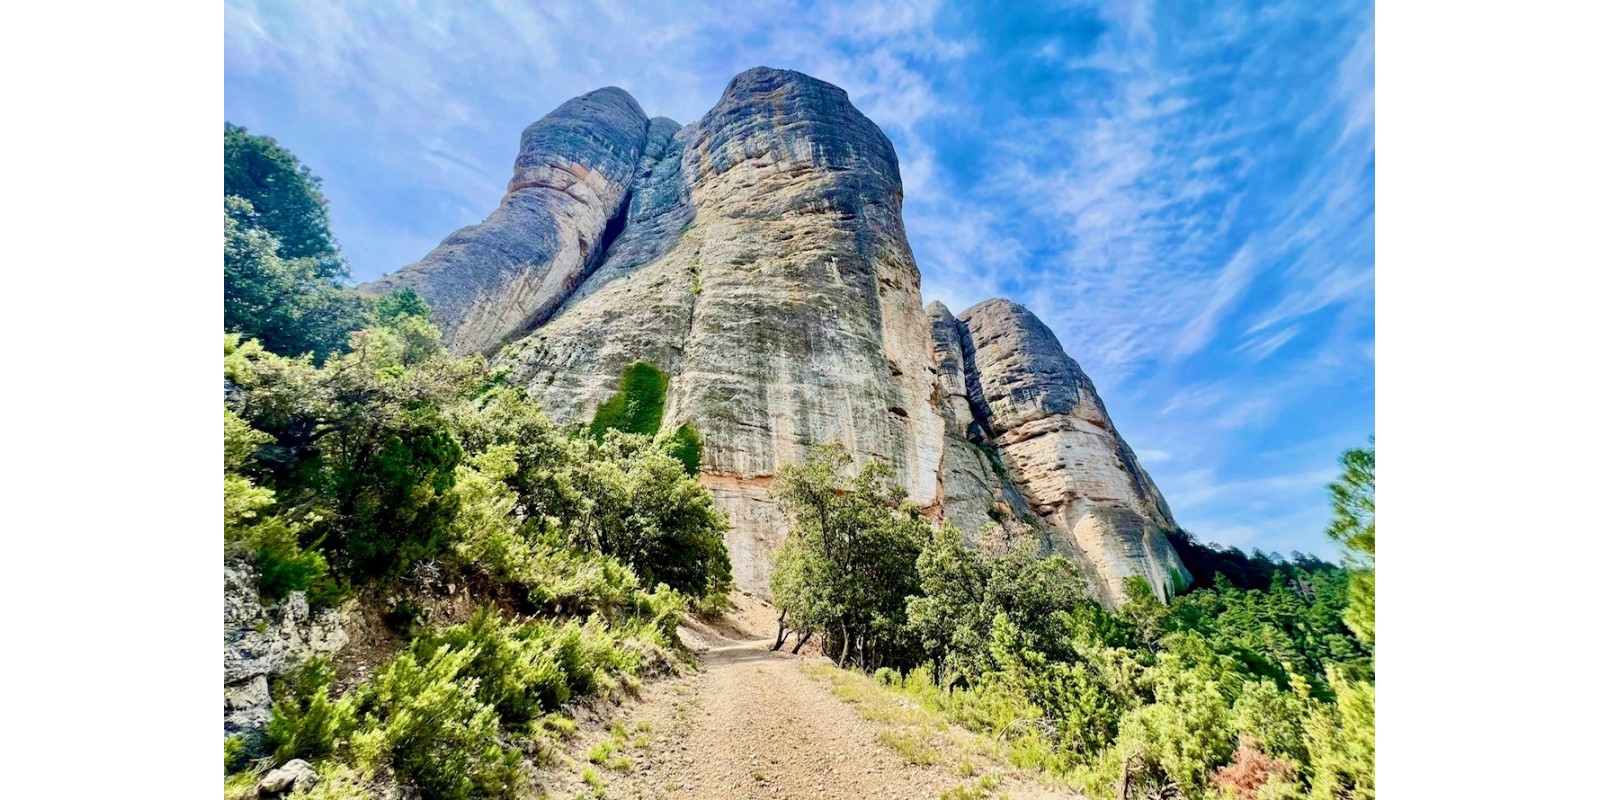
[937,299,1190,603]
[364,88,651,354]
[369,67,1188,604]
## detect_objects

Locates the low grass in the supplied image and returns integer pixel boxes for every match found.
[939,773,1001,800]
[804,661,1075,798]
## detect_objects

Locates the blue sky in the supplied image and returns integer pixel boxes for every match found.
[225,0,1373,559]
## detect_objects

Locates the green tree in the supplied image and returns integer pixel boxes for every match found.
[224,197,365,360]
[1327,443,1374,647]
[569,431,731,599]
[225,314,476,577]
[770,445,928,669]
[224,123,343,273]
[908,524,1095,686]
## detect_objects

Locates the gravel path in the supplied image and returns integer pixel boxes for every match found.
[598,639,954,799]
[526,595,1081,800]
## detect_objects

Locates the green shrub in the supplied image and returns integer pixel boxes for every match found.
[255,525,331,601]
[266,656,356,763]
[415,611,576,726]
[223,736,249,774]
[348,648,522,800]
[662,421,703,474]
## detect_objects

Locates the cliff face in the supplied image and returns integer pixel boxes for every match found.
[939,299,1190,603]
[370,67,1188,603]
[363,88,651,354]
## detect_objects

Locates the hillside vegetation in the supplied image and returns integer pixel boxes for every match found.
[768,444,1375,800]
[223,125,731,799]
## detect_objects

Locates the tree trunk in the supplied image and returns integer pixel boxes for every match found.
[790,631,812,654]
[771,609,790,651]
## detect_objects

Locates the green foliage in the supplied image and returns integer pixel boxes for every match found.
[224,123,343,271]
[224,408,272,472]
[327,403,463,575]
[366,287,441,366]
[255,525,334,604]
[771,445,929,669]
[224,196,366,361]
[372,287,430,325]
[224,403,344,607]
[589,361,668,438]
[412,609,659,728]
[223,123,367,361]
[348,647,522,799]
[227,322,471,578]
[261,609,677,799]
[1168,571,1366,696]
[907,524,1097,686]
[662,421,703,475]
[267,656,356,763]
[569,431,731,599]
[1166,527,1341,592]
[1327,442,1375,647]
[1305,669,1375,800]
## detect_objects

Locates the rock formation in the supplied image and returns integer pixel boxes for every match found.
[224,563,348,745]
[938,299,1190,603]
[369,67,1189,604]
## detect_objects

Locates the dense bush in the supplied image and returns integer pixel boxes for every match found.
[907,523,1097,686]
[262,607,680,800]
[569,431,731,598]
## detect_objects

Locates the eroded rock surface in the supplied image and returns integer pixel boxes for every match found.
[493,68,946,592]
[223,562,348,745]
[365,88,651,354]
[367,67,1188,603]
[953,299,1190,603]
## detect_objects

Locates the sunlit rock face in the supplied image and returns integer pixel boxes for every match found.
[948,299,1191,604]
[365,88,651,355]
[367,67,1188,604]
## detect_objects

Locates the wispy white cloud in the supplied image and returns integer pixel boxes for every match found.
[1233,324,1301,362]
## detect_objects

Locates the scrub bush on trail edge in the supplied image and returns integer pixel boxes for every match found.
[262,609,680,800]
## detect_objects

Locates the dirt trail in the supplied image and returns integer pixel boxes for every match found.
[535,595,1080,800]
[621,639,951,799]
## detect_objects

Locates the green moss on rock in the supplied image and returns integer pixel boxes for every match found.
[589,361,668,437]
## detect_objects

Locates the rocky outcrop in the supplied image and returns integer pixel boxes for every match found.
[224,562,348,745]
[367,67,1187,604]
[490,67,946,592]
[949,299,1190,602]
[365,88,651,354]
